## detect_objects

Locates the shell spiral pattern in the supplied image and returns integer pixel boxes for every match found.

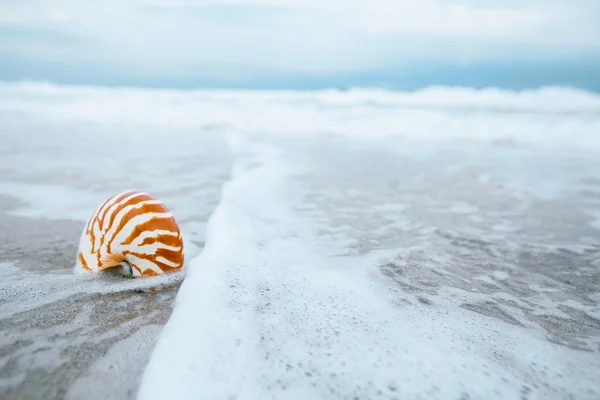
[75,190,184,278]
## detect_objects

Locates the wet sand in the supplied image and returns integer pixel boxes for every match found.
[0,112,233,399]
[0,194,182,400]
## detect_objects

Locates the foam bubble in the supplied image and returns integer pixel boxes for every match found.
[0,262,188,319]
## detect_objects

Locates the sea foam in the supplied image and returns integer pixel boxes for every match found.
[2,81,600,147]
[138,134,600,400]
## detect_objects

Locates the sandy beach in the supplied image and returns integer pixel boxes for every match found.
[1,83,600,399]
[0,192,180,400]
[0,104,233,399]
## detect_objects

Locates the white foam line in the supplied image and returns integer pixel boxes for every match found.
[2,81,600,148]
[0,234,200,319]
[0,267,189,319]
[138,135,600,400]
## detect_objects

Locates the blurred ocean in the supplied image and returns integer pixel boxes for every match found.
[1,81,600,399]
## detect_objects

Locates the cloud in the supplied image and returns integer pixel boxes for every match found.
[0,0,599,86]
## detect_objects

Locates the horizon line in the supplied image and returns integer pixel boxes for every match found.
[2,78,600,95]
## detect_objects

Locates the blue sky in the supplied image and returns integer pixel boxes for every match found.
[1,0,599,90]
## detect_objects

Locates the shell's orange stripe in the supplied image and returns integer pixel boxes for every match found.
[114,193,154,216]
[106,203,172,253]
[125,247,183,264]
[87,195,113,233]
[94,191,138,266]
[89,221,97,253]
[98,191,138,230]
[154,247,184,263]
[140,269,160,277]
[120,216,180,246]
[78,252,91,271]
[127,260,164,276]
[104,193,152,237]
[123,249,183,273]
[139,234,182,248]
[88,198,114,253]
[99,193,149,257]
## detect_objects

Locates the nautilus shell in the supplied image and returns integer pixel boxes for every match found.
[75,190,184,278]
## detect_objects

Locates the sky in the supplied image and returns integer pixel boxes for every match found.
[0,0,599,90]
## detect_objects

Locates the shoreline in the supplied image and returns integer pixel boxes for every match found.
[0,194,184,400]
